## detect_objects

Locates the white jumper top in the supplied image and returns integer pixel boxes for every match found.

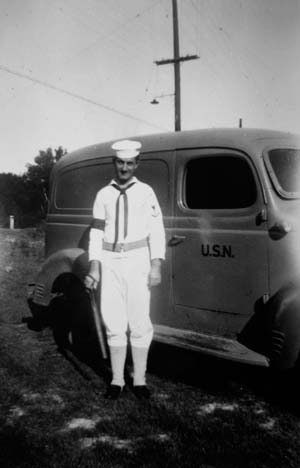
[88,177,166,262]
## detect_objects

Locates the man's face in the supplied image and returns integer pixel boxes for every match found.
[114,157,139,184]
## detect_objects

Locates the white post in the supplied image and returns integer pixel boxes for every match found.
[9,215,14,229]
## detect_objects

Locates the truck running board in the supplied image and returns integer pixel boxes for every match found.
[153,324,269,367]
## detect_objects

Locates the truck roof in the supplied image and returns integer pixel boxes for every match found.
[54,127,300,172]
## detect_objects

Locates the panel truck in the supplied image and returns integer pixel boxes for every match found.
[28,128,300,371]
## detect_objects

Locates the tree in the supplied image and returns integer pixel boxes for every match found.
[0,146,67,227]
[0,173,29,227]
[25,146,67,221]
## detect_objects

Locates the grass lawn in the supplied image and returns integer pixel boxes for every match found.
[0,228,300,468]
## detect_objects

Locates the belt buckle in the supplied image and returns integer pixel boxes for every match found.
[119,243,124,252]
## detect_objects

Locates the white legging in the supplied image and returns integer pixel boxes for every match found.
[100,247,153,348]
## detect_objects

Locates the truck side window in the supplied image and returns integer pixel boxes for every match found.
[55,162,113,209]
[136,159,170,215]
[266,148,300,197]
[185,156,257,209]
[55,158,170,212]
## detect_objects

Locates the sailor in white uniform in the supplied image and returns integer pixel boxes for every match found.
[85,139,166,400]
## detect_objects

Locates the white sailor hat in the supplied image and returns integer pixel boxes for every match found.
[111,139,142,159]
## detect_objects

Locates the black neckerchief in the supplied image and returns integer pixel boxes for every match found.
[111,181,136,247]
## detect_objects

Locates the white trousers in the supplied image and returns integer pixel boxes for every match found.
[100,247,153,348]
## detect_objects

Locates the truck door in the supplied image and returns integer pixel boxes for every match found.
[135,151,175,325]
[171,149,269,337]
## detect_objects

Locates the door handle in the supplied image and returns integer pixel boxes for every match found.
[168,234,186,246]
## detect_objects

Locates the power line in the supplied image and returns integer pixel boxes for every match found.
[0,64,167,132]
[53,0,164,68]
[45,1,167,110]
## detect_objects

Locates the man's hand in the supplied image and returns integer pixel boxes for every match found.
[148,258,162,288]
[84,260,100,290]
[84,273,99,290]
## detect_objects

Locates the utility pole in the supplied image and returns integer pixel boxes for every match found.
[155,0,199,131]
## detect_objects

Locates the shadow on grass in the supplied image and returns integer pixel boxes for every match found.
[24,292,300,415]
[24,288,111,388]
[148,341,300,413]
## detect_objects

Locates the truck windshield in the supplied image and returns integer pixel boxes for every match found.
[265,148,300,199]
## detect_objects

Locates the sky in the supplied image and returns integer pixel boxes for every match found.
[0,0,300,174]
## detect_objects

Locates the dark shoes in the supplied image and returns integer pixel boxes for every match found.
[133,385,151,400]
[105,384,122,400]
[104,384,151,401]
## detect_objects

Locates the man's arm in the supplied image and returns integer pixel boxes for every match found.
[85,190,105,290]
[147,188,165,288]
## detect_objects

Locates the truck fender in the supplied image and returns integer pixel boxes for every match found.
[29,248,107,357]
[239,282,300,370]
[30,248,89,308]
